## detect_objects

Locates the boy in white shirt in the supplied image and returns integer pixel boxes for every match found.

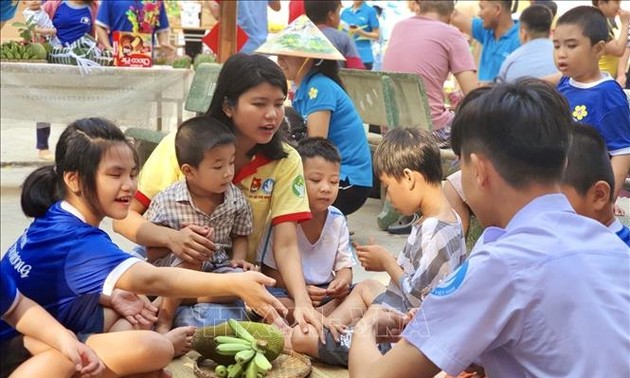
[22,0,61,46]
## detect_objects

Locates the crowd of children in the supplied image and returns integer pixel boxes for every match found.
[1,1,629,377]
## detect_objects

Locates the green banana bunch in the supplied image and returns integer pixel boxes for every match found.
[211,319,276,377]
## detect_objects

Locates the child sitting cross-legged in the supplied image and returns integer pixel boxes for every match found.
[291,128,467,367]
[562,123,630,246]
[144,115,255,334]
[257,137,354,323]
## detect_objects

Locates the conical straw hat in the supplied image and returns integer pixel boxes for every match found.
[255,15,345,61]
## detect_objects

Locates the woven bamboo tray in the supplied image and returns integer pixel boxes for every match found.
[194,351,312,378]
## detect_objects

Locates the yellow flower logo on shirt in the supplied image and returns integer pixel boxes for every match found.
[308,87,318,100]
[572,105,588,121]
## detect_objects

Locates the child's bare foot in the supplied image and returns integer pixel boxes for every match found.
[165,326,196,357]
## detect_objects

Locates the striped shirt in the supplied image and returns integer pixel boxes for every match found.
[380,211,466,311]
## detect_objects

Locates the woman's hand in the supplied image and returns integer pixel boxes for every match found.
[356,305,406,344]
[233,271,288,323]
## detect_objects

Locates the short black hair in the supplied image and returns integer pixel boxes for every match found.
[556,5,609,45]
[563,124,615,202]
[496,0,514,13]
[373,128,442,185]
[520,5,553,35]
[304,0,341,24]
[297,137,341,165]
[532,0,557,17]
[451,78,571,188]
[175,115,235,168]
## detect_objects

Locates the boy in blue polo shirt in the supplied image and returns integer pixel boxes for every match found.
[552,5,630,205]
[451,0,520,83]
[562,124,630,246]
[347,79,630,378]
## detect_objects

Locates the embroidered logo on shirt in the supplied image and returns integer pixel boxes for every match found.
[81,16,90,25]
[572,105,588,121]
[308,87,318,100]
[250,178,262,193]
[431,260,469,297]
[262,179,275,194]
[292,175,306,197]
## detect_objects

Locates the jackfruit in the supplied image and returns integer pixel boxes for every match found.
[192,321,284,365]
[27,43,47,60]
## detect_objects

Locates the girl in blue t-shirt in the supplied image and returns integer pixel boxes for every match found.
[0,118,286,376]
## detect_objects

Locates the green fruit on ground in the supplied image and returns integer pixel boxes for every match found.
[192,321,284,366]
[27,43,47,60]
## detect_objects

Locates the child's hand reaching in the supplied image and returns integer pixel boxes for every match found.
[354,238,394,271]
[230,259,256,271]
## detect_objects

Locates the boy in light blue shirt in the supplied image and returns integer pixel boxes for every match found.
[348,79,630,378]
[497,4,557,82]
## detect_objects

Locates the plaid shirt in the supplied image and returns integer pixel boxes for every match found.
[145,180,253,264]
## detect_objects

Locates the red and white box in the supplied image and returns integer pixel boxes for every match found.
[113,31,153,67]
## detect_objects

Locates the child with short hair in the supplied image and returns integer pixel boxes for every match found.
[144,115,254,334]
[562,124,630,246]
[552,5,630,205]
[0,117,286,376]
[291,128,467,367]
[1,273,103,377]
[258,137,354,315]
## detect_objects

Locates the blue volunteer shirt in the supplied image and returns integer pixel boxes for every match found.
[0,0,18,22]
[238,1,269,54]
[341,2,379,65]
[557,75,630,155]
[53,1,93,46]
[95,0,169,44]
[1,274,19,318]
[0,201,141,341]
[402,194,630,377]
[292,71,372,188]
[472,18,520,82]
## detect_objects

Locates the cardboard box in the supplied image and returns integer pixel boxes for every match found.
[113,31,152,67]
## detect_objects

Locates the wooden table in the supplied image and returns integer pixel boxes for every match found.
[0,62,194,131]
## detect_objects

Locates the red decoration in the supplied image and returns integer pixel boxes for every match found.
[202,22,248,54]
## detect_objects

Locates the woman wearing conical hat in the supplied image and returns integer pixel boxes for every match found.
[256,15,373,216]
